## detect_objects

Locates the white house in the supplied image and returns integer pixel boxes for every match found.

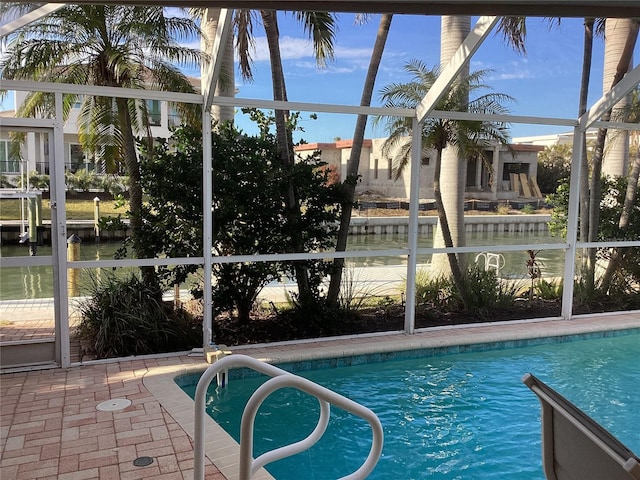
[0,83,197,179]
[295,138,544,201]
[2,87,543,201]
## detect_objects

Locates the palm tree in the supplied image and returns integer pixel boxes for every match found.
[429,15,472,276]
[234,9,337,304]
[602,18,636,177]
[585,20,639,291]
[377,60,513,307]
[326,13,393,306]
[1,5,202,288]
[200,8,235,124]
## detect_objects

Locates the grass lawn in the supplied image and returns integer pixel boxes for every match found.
[0,198,124,221]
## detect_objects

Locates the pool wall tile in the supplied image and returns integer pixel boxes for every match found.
[176,327,639,386]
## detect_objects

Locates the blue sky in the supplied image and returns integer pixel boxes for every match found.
[220,14,637,143]
[2,12,637,143]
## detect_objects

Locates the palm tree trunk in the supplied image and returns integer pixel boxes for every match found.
[201,8,235,124]
[586,22,638,291]
[431,15,470,278]
[602,18,635,177]
[327,13,393,306]
[433,148,469,308]
[578,18,594,248]
[116,97,158,292]
[260,10,313,304]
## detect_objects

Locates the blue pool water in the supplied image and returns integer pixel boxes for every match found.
[179,331,640,480]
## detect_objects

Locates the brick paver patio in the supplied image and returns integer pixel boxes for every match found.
[1,355,224,480]
[1,313,639,480]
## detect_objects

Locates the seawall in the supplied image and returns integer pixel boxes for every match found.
[0,215,551,245]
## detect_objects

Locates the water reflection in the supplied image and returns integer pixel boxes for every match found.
[1,231,564,301]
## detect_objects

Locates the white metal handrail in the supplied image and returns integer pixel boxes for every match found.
[194,354,384,480]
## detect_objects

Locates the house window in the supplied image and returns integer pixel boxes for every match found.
[147,100,162,126]
[0,140,20,174]
[68,144,85,173]
[168,105,181,128]
[373,158,379,179]
[421,156,430,166]
[387,159,393,180]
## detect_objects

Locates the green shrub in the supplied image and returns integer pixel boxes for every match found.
[100,174,128,196]
[66,170,99,191]
[0,174,15,188]
[457,266,519,318]
[496,204,510,215]
[76,272,201,358]
[16,171,49,190]
[521,204,535,214]
[412,266,519,319]
[413,269,454,307]
[534,279,563,301]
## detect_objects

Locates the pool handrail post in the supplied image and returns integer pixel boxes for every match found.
[193,354,384,480]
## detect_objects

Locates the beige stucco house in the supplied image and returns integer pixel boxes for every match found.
[295,138,544,201]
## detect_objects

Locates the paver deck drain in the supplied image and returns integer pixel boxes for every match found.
[96,398,132,412]
[133,456,154,467]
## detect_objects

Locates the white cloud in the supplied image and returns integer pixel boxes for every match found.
[250,36,312,61]
[250,36,373,64]
[487,71,533,81]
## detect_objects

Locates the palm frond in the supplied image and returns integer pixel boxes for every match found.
[235,9,257,82]
[496,16,527,55]
[292,11,338,68]
[377,59,514,178]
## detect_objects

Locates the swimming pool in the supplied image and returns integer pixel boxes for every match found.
[179,331,640,479]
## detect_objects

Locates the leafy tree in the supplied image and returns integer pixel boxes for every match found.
[137,128,204,289]
[547,176,640,297]
[536,143,573,194]
[138,122,342,324]
[235,10,338,306]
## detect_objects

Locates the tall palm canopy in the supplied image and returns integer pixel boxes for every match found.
[377,59,513,307]
[378,60,513,180]
[0,5,203,281]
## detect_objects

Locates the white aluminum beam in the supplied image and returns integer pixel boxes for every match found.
[203,8,233,111]
[404,118,422,334]
[591,121,640,131]
[213,95,416,118]
[202,109,214,348]
[429,111,577,127]
[0,4,66,38]
[0,117,56,129]
[416,15,499,122]
[561,126,584,320]
[1,79,203,104]
[579,62,640,130]
[52,92,70,368]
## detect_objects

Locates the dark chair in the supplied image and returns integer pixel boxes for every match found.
[523,373,640,480]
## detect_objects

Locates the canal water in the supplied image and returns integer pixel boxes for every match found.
[1,231,564,301]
